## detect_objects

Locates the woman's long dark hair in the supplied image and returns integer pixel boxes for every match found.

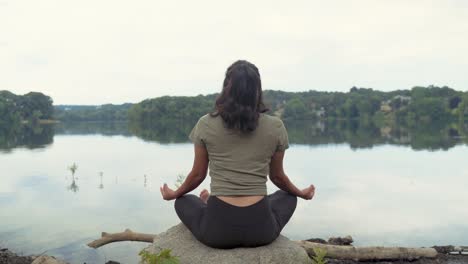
[210,60,268,133]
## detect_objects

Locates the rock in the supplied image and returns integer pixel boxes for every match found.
[432,245,455,254]
[328,236,353,246]
[0,249,34,264]
[306,238,328,244]
[326,254,468,264]
[142,223,312,264]
[31,255,68,264]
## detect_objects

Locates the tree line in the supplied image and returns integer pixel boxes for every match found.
[2,86,467,151]
[128,85,468,127]
[2,85,468,126]
[271,86,468,123]
[128,95,216,128]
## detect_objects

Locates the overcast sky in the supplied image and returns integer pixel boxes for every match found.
[1,0,467,105]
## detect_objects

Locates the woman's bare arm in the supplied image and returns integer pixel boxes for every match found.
[160,144,209,200]
[269,151,315,200]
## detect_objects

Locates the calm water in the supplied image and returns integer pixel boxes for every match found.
[1,121,468,264]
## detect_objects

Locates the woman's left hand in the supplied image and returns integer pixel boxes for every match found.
[160,183,178,200]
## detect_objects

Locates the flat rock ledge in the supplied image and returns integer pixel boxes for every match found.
[142,223,312,264]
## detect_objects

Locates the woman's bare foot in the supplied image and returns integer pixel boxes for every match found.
[199,189,210,204]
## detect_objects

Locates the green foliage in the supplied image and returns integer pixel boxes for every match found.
[283,98,315,120]
[124,85,468,151]
[311,247,328,264]
[0,90,53,124]
[128,95,215,127]
[263,86,466,123]
[127,95,216,144]
[0,90,55,151]
[139,248,180,264]
[2,86,468,152]
[408,97,449,122]
[0,94,21,130]
[21,92,54,120]
[47,85,468,127]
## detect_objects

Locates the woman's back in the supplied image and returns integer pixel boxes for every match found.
[189,113,289,196]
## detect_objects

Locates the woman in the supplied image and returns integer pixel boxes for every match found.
[160,60,315,249]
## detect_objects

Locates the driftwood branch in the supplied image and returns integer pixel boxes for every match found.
[87,229,156,249]
[296,240,438,261]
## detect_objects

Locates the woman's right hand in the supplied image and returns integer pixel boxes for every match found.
[160,183,178,201]
[300,184,315,200]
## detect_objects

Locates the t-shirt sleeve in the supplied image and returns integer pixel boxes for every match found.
[189,118,206,146]
[276,119,289,152]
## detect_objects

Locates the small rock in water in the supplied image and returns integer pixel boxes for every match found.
[328,235,353,245]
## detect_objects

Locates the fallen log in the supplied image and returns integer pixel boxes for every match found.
[297,240,438,261]
[87,229,156,249]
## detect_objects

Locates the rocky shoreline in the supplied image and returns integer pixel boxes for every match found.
[0,248,35,264]
[0,248,77,264]
[328,254,468,264]
[2,245,467,264]
[0,248,119,264]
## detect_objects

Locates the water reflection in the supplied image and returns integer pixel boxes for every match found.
[128,119,194,143]
[130,118,468,151]
[99,172,104,190]
[0,124,54,151]
[1,119,467,151]
[54,121,130,136]
[67,163,79,193]
[284,119,468,151]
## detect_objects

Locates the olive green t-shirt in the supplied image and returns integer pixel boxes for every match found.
[189,113,289,196]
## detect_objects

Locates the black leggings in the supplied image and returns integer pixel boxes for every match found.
[174,190,297,249]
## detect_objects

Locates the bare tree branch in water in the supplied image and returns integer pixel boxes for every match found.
[87,229,156,249]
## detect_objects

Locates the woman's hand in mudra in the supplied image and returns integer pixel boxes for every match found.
[160,183,178,200]
[300,184,315,200]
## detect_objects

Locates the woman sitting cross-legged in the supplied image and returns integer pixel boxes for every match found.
[160,60,315,249]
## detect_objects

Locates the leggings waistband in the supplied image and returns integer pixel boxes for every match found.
[206,196,271,225]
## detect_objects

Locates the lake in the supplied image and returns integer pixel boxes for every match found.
[1,121,468,264]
